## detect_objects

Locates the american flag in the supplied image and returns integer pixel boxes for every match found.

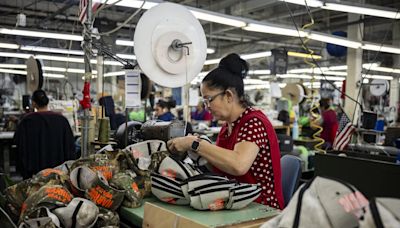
[332,112,355,151]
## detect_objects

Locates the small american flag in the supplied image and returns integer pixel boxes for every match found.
[332,112,355,151]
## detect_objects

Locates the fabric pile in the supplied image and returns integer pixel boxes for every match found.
[2,140,169,228]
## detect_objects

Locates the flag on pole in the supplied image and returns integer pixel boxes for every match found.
[332,112,355,151]
[79,0,101,24]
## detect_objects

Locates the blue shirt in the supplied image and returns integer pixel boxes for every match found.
[157,112,175,121]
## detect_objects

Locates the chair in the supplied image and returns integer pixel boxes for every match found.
[280,155,302,207]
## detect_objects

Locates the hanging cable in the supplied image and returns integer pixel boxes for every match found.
[294,1,325,153]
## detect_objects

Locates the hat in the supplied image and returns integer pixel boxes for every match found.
[225,184,262,210]
[19,206,60,228]
[53,197,99,228]
[70,166,107,196]
[85,175,125,211]
[20,185,73,221]
[109,171,143,208]
[158,156,202,181]
[150,172,188,205]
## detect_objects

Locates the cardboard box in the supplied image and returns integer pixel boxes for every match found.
[143,202,278,228]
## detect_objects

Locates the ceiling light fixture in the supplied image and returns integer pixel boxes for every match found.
[322,3,400,19]
[362,43,400,55]
[0,42,20,49]
[0,28,83,41]
[189,9,247,27]
[21,46,84,55]
[241,51,272,60]
[308,33,362,49]
[278,0,323,8]
[244,23,307,37]
[116,39,134,47]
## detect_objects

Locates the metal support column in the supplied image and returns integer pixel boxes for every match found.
[390,21,400,123]
[344,12,363,123]
[81,0,93,158]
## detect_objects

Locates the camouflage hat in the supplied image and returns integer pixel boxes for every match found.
[69,166,108,196]
[109,171,143,208]
[53,160,75,175]
[95,208,120,227]
[20,185,73,222]
[85,174,125,211]
[19,217,58,228]
[4,179,31,218]
[53,197,99,228]
[70,155,119,181]
[19,206,61,228]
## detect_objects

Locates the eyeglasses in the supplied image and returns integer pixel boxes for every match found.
[202,91,225,105]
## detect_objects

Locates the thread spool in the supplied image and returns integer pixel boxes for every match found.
[98,118,110,143]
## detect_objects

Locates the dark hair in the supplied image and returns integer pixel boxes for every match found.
[202,53,250,107]
[156,99,176,110]
[32,89,49,107]
[319,98,330,110]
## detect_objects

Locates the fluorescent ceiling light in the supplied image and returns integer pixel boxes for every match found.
[116,54,136,60]
[198,72,209,77]
[363,65,400,74]
[207,48,215,54]
[110,0,159,10]
[116,39,134,47]
[287,51,322,59]
[258,75,272,79]
[241,51,272,60]
[243,78,268,85]
[329,65,347,71]
[190,10,246,27]
[323,3,400,19]
[0,42,19,49]
[43,73,65,78]
[104,71,126,77]
[278,0,323,8]
[244,23,307,37]
[204,58,221,65]
[308,33,362,49]
[21,46,84,55]
[314,76,345,81]
[0,63,26,69]
[0,52,32,59]
[322,71,347,76]
[0,28,82,41]
[245,84,270,90]
[362,44,400,55]
[277,74,313,79]
[249,70,271,75]
[0,68,27,75]
[364,75,393,80]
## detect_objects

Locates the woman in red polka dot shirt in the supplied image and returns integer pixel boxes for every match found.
[167,53,284,209]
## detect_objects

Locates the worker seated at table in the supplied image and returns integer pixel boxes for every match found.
[154,99,176,121]
[191,101,213,127]
[167,53,284,209]
[13,89,77,179]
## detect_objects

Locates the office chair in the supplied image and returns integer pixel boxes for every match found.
[280,155,302,207]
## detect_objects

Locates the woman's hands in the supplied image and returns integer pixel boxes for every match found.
[167,135,198,154]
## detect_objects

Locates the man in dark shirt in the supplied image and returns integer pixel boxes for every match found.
[14,89,77,179]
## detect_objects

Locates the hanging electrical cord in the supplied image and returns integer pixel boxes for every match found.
[85,0,145,37]
[282,1,364,116]
[294,1,325,153]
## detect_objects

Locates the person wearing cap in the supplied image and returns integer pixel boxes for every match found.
[167,53,284,209]
[14,89,77,179]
